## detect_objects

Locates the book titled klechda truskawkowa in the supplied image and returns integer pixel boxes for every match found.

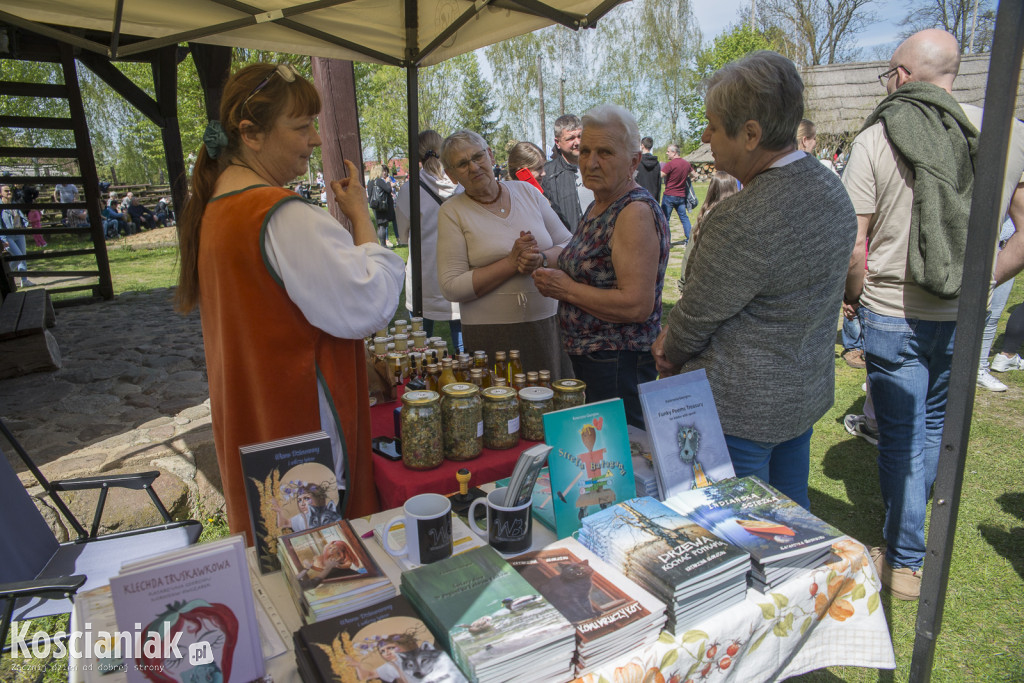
[108,536,264,683]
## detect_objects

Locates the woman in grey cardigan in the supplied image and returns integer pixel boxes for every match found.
[652,51,856,509]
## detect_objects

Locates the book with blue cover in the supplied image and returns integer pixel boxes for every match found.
[543,399,636,539]
[638,369,735,499]
[666,476,846,565]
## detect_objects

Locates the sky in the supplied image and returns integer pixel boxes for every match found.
[692,0,912,59]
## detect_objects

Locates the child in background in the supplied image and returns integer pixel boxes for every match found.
[678,171,740,289]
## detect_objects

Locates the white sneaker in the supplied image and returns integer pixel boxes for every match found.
[990,353,1024,373]
[977,370,1008,392]
[844,414,879,446]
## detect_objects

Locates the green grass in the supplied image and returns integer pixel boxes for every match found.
[9,187,1024,681]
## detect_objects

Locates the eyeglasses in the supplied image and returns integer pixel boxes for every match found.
[242,63,299,117]
[878,64,910,87]
[451,149,490,173]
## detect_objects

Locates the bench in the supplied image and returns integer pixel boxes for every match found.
[0,290,61,379]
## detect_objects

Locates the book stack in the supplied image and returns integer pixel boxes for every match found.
[666,476,847,592]
[638,370,736,500]
[400,546,576,682]
[508,537,666,676]
[108,535,265,683]
[277,520,396,624]
[577,497,749,635]
[294,595,468,683]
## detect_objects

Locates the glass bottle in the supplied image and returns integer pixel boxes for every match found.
[425,363,440,392]
[455,353,471,381]
[493,350,508,386]
[526,371,539,387]
[512,373,527,392]
[493,377,508,387]
[537,370,552,388]
[469,368,485,389]
[507,349,524,384]
[441,383,483,461]
[401,390,443,469]
[518,386,554,441]
[438,357,458,391]
[482,386,520,449]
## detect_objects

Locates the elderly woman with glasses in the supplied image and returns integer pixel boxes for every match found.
[532,104,670,429]
[437,129,573,377]
[652,51,857,509]
[175,63,404,535]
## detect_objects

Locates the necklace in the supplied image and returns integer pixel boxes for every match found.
[472,184,506,213]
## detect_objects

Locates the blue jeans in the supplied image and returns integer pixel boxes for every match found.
[423,318,463,354]
[841,314,864,351]
[862,308,956,570]
[980,218,1017,370]
[661,194,692,240]
[724,429,813,509]
[568,350,657,429]
[3,233,27,273]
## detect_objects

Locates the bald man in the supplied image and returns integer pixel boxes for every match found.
[842,29,1024,600]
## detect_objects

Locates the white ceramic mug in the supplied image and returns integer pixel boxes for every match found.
[468,487,532,554]
[382,493,453,564]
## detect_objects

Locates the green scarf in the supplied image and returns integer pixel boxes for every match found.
[861,81,978,299]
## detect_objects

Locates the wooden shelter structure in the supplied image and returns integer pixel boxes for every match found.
[802,53,1024,140]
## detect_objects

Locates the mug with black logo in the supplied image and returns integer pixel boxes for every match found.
[382,493,453,564]
[468,487,532,554]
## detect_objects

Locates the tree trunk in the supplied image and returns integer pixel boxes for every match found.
[312,58,363,228]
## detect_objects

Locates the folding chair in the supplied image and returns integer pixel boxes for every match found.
[0,417,203,654]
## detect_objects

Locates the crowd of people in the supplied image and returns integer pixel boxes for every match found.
[172,29,1024,610]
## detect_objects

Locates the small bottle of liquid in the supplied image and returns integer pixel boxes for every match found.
[526,371,539,387]
[512,373,527,392]
[493,350,508,385]
[508,349,524,384]
[438,357,458,391]
[537,369,552,388]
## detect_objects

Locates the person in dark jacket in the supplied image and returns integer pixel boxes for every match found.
[541,114,591,232]
[635,136,662,202]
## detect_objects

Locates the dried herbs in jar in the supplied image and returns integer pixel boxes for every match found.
[482,386,520,449]
[519,386,554,441]
[441,383,483,461]
[401,390,442,469]
[552,378,587,411]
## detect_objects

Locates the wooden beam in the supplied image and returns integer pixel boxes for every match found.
[0,116,75,130]
[154,45,188,227]
[0,81,68,97]
[189,43,233,122]
[77,52,164,126]
[311,58,362,228]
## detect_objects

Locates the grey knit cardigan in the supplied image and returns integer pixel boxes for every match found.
[662,155,857,443]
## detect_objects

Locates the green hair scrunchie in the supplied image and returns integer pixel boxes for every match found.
[203,121,229,159]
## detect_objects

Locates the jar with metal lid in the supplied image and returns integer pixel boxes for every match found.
[537,369,551,388]
[410,317,424,332]
[393,333,410,352]
[492,377,508,387]
[372,336,389,357]
[512,373,527,392]
[552,378,587,411]
[401,390,443,469]
[526,371,539,387]
[394,319,409,335]
[410,330,428,350]
[482,386,520,449]
[441,383,483,460]
[519,386,554,441]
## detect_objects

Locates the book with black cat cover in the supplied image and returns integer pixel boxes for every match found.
[508,537,668,674]
[296,595,468,683]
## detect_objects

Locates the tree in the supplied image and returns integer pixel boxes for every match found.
[454,54,497,141]
[354,62,407,164]
[899,0,995,53]
[485,32,545,146]
[756,0,877,66]
[681,24,776,143]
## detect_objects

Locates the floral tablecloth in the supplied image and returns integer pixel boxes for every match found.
[575,539,895,683]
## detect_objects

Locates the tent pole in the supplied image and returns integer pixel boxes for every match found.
[910,0,1024,679]
[406,0,422,318]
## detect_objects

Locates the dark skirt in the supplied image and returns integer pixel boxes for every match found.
[462,315,574,381]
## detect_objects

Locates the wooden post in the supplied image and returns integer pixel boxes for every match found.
[189,43,232,123]
[153,46,186,226]
[311,58,363,228]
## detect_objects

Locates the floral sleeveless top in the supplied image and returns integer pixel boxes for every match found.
[557,187,670,354]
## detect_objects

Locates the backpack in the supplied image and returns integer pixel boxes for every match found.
[368,180,387,211]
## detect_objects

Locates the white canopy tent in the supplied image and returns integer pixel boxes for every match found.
[0,0,628,313]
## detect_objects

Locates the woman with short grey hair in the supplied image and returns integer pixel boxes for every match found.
[436,129,572,376]
[652,51,857,509]
[533,104,670,428]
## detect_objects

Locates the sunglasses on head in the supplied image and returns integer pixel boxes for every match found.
[242,63,299,117]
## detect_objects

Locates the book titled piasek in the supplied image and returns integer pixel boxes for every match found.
[543,399,636,539]
[239,430,340,573]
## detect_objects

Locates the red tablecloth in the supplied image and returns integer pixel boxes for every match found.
[370,390,534,509]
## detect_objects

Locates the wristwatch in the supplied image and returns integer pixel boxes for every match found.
[542,254,548,268]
